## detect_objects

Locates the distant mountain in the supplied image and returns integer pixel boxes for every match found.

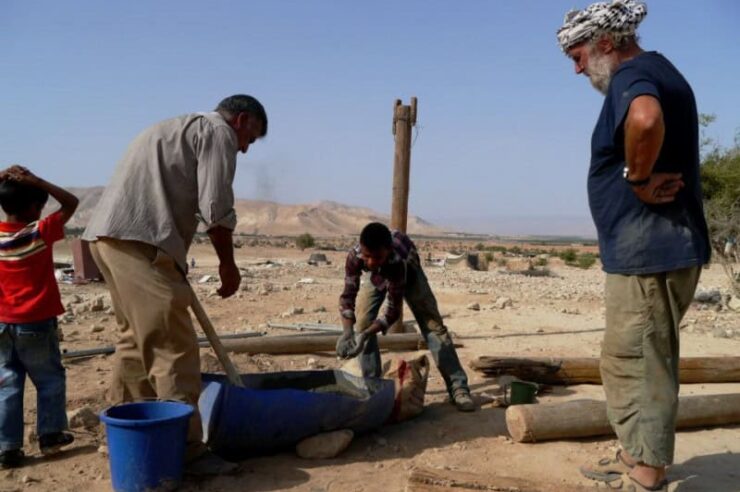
[52,187,444,237]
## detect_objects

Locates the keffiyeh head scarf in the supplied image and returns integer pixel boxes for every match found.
[557,0,647,52]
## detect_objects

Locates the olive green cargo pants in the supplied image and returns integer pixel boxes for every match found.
[601,266,701,467]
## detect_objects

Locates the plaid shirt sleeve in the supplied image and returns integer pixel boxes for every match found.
[339,249,363,322]
[374,261,406,332]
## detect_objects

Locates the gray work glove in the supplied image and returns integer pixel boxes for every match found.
[336,329,369,359]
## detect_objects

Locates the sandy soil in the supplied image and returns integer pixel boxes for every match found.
[2,241,738,492]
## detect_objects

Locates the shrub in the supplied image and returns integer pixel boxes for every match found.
[484,252,494,263]
[559,248,578,263]
[295,233,316,250]
[475,242,486,251]
[576,253,597,269]
[535,257,549,267]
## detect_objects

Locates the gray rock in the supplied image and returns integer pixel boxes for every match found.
[466,302,480,311]
[89,324,105,333]
[694,289,722,304]
[67,406,99,430]
[296,429,354,459]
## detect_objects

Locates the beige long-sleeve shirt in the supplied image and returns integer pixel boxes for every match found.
[83,112,238,271]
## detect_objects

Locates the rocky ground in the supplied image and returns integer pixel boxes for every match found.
[2,241,739,491]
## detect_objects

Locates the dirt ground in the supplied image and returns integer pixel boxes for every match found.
[2,240,739,492]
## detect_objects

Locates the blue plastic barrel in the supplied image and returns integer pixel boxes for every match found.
[100,401,194,492]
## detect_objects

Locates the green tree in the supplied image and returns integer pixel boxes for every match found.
[700,118,740,296]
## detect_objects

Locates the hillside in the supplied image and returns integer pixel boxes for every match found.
[53,187,443,237]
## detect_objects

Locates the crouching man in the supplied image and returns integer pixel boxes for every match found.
[336,222,474,412]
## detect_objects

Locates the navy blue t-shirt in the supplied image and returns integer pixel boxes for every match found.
[588,51,710,274]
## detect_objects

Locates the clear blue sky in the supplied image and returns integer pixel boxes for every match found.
[1,1,738,235]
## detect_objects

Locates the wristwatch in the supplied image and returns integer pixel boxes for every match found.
[623,166,650,187]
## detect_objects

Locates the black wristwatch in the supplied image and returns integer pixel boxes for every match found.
[623,166,650,187]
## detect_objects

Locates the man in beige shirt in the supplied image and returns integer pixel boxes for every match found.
[84,94,267,474]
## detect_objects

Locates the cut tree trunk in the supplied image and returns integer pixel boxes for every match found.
[506,393,740,443]
[470,356,740,384]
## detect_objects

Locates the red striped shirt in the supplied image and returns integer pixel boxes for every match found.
[0,212,65,323]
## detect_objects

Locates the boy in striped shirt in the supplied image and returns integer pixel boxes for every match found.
[0,166,79,468]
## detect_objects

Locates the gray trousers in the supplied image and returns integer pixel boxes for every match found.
[355,253,469,396]
[601,266,701,466]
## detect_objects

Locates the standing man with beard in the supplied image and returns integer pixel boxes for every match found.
[557,2,710,491]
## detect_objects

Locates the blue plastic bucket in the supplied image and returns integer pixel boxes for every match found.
[100,401,194,492]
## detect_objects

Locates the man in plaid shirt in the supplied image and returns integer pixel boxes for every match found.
[338,222,474,412]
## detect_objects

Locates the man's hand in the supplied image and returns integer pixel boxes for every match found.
[217,261,241,298]
[344,331,369,359]
[630,173,684,204]
[336,328,356,359]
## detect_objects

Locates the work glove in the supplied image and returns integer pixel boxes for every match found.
[336,329,369,359]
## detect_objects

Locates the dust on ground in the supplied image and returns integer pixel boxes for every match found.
[3,240,739,492]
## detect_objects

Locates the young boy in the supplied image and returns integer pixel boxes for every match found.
[0,165,79,468]
[337,222,475,412]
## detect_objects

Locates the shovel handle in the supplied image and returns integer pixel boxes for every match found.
[189,290,245,388]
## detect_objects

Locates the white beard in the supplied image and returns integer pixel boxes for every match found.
[586,50,617,96]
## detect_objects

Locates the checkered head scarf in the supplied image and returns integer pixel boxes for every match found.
[557,0,647,52]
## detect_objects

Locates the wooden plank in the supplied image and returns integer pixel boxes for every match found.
[220,333,457,355]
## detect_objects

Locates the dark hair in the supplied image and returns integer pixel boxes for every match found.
[216,94,268,136]
[360,222,393,251]
[0,181,49,216]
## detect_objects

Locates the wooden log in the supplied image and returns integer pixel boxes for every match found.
[389,97,417,334]
[506,393,740,443]
[470,356,740,385]
[406,467,593,492]
[221,333,452,355]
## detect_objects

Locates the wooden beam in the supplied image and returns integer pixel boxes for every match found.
[220,333,459,355]
[506,393,740,443]
[470,356,740,385]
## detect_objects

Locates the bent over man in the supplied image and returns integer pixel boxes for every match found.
[337,222,475,412]
[557,2,710,491]
[84,95,267,474]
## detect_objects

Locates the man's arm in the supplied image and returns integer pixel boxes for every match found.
[0,165,78,223]
[339,252,362,333]
[207,225,240,298]
[624,95,684,204]
[196,124,240,297]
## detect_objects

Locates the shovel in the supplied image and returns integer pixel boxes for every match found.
[189,288,245,388]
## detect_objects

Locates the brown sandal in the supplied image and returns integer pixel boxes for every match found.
[580,450,635,482]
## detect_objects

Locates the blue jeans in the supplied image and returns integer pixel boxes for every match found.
[0,318,68,451]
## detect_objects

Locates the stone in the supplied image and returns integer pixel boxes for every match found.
[312,306,327,313]
[105,307,115,316]
[67,406,99,430]
[495,297,513,309]
[694,288,722,304]
[198,275,215,284]
[297,278,316,285]
[296,430,354,459]
[89,324,105,333]
[90,296,106,312]
[466,303,480,311]
[281,306,304,318]
[728,296,740,312]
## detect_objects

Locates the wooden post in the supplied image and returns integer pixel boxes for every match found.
[389,97,417,333]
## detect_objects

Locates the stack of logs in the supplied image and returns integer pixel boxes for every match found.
[469,355,740,443]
